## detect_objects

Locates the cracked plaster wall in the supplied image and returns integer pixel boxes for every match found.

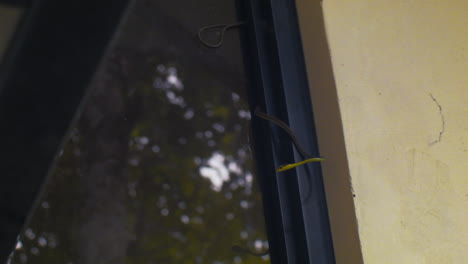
[297,0,467,263]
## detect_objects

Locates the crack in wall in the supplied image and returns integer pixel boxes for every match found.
[429,93,445,146]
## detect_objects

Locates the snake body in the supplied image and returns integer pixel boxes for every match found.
[254,108,324,172]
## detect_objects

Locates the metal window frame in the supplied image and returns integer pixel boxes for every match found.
[240,0,336,263]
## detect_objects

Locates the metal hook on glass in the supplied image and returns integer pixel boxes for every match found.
[197,22,245,48]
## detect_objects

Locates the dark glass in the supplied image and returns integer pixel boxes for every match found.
[7,0,270,263]
[0,5,23,63]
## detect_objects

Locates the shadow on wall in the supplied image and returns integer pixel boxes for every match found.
[295,0,364,263]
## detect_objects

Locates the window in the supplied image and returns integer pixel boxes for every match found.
[7,1,269,263]
[1,0,335,263]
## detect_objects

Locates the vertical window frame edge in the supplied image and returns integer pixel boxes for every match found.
[242,0,336,263]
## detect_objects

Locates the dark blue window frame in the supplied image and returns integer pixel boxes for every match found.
[241,0,335,263]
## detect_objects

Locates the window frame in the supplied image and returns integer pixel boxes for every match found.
[241,0,336,263]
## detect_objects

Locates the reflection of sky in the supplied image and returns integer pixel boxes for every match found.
[199,152,253,192]
[155,65,183,89]
[199,152,229,191]
[153,64,186,107]
[10,231,58,263]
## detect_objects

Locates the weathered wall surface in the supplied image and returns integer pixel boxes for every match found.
[297,0,467,263]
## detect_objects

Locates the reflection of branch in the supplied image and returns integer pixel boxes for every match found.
[114,56,143,125]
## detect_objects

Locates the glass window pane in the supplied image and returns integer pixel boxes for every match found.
[8,1,270,263]
[0,5,23,63]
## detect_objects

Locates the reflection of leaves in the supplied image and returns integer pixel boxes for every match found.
[9,56,268,264]
[8,2,270,264]
[121,56,268,263]
[181,180,195,197]
[222,134,235,146]
[212,106,229,120]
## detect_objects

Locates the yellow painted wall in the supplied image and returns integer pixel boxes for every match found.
[297,0,467,263]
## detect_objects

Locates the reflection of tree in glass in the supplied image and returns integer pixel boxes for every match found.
[8,0,269,263]
[122,57,268,263]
